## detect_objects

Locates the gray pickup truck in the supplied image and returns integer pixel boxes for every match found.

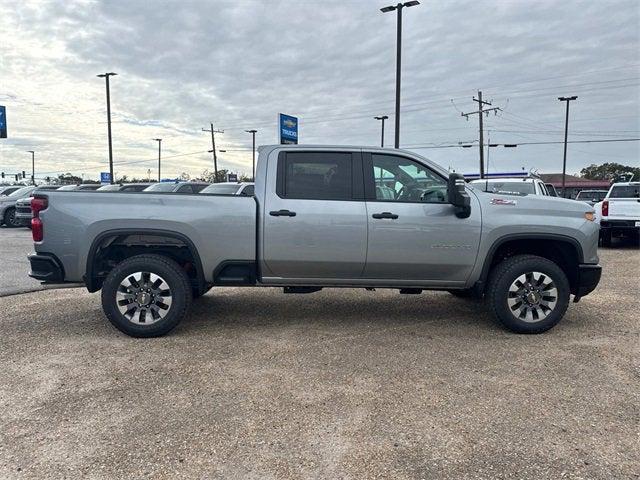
[28,145,601,337]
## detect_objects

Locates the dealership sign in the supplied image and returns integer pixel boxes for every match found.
[279,113,298,144]
[100,172,112,184]
[0,106,6,138]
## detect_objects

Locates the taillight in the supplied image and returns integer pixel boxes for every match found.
[31,197,48,242]
[32,218,43,242]
[31,197,48,217]
[601,200,609,217]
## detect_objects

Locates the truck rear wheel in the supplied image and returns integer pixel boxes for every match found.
[101,254,192,337]
[486,255,570,334]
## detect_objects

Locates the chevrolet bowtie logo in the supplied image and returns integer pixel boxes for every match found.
[283,119,296,128]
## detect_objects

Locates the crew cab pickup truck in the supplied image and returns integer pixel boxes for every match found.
[595,181,640,246]
[28,145,602,337]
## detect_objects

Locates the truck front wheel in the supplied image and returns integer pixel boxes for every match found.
[486,255,570,334]
[101,254,192,337]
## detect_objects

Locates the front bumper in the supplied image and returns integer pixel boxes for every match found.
[575,264,602,298]
[28,253,65,283]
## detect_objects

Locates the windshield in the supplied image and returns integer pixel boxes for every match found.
[609,185,640,198]
[200,184,240,194]
[97,184,122,191]
[57,185,79,191]
[471,180,535,196]
[7,186,35,197]
[143,183,177,192]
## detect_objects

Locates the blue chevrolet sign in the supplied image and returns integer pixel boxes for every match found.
[0,106,6,139]
[279,113,298,145]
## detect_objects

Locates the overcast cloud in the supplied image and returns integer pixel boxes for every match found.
[0,0,638,181]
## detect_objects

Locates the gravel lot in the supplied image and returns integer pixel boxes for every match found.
[0,227,42,296]
[0,247,638,479]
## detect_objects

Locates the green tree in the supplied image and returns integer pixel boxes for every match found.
[199,168,228,183]
[580,163,640,182]
[57,173,82,184]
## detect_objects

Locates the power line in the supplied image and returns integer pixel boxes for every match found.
[406,138,640,149]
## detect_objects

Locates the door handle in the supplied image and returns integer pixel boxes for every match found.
[372,212,399,219]
[270,209,297,217]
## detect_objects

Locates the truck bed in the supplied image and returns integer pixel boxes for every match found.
[34,191,257,283]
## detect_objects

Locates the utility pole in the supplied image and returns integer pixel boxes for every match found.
[380,1,420,149]
[558,96,578,198]
[153,138,162,181]
[97,72,117,183]
[245,129,257,181]
[461,91,500,179]
[27,150,35,184]
[202,123,223,182]
[374,115,388,147]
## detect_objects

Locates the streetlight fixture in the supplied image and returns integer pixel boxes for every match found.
[374,116,389,147]
[26,150,35,184]
[380,1,420,149]
[97,72,117,183]
[245,129,257,180]
[153,138,162,181]
[558,96,578,198]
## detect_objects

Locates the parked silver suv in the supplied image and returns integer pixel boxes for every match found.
[0,185,36,227]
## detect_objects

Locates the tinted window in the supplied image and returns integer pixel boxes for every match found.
[370,154,448,203]
[282,152,352,200]
[609,185,639,198]
[191,184,208,193]
[177,184,194,193]
[241,185,254,196]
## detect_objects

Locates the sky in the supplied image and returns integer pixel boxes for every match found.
[0,0,639,182]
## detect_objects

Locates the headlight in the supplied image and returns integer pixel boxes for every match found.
[585,212,595,222]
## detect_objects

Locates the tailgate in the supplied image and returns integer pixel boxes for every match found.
[608,199,640,219]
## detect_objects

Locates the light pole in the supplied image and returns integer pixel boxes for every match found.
[27,150,35,184]
[97,72,117,183]
[374,116,388,147]
[245,129,257,180]
[380,1,419,149]
[558,96,578,198]
[153,138,162,181]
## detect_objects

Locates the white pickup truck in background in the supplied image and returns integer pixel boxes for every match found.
[595,182,640,246]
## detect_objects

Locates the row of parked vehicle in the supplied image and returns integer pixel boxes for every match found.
[0,181,255,228]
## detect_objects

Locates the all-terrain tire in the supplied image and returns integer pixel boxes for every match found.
[486,254,570,334]
[101,254,192,337]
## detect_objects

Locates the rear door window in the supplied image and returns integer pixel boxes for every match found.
[177,184,194,193]
[279,152,353,200]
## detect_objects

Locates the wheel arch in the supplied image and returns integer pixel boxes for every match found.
[479,233,584,294]
[85,228,206,294]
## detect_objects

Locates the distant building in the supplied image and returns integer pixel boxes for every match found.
[539,173,611,199]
